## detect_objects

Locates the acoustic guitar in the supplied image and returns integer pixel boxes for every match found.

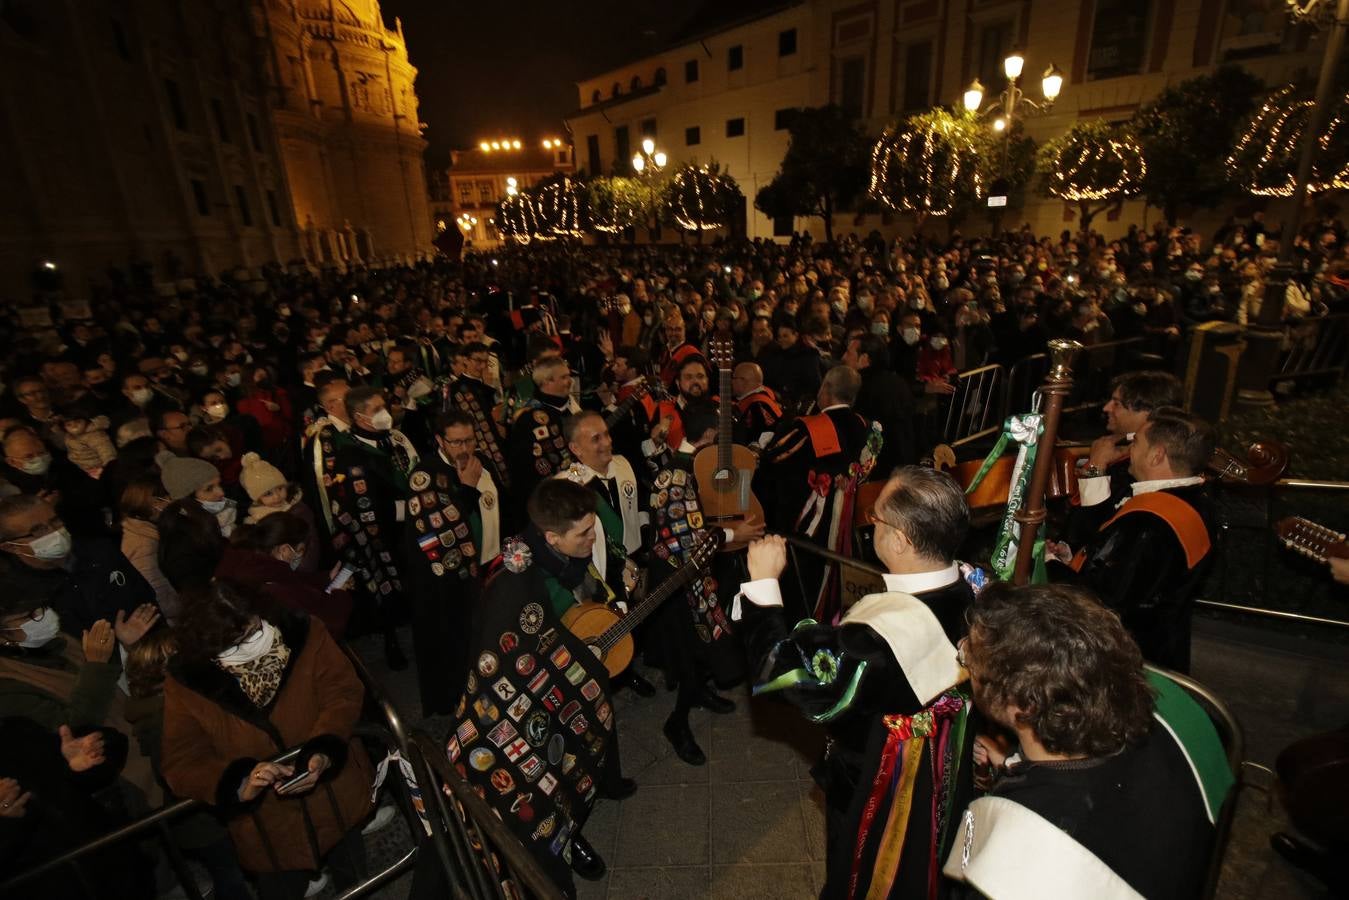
[561,531,721,677]
[692,339,765,550]
[1274,516,1349,565]
[603,376,654,432]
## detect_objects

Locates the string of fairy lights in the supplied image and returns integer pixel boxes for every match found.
[669,166,737,232]
[1043,126,1146,202]
[869,115,984,216]
[1224,85,1349,197]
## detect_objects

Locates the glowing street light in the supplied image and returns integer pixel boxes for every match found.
[963,79,985,113]
[1041,64,1065,102]
[632,154,645,172]
[1003,51,1025,81]
[641,137,655,156]
[511,139,522,149]
[653,151,667,168]
[479,141,491,152]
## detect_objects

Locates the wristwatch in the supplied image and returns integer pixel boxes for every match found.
[1081,465,1104,479]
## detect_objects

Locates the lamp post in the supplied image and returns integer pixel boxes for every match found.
[632,138,667,241]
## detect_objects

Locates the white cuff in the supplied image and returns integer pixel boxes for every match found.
[756,431,775,448]
[731,578,783,622]
[722,528,736,546]
[641,438,663,458]
[394,500,407,522]
[1077,475,1111,507]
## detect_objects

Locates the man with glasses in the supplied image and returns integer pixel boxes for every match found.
[401,412,500,716]
[446,342,510,491]
[734,466,976,900]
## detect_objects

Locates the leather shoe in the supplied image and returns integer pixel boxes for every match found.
[569,833,607,881]
[599,776,638,800]
[383,633,409,671]
[693,688,736,715]
[663,719,707,766]
[622,670,657,698]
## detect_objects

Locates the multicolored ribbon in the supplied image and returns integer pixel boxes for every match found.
[965,414,1046,583]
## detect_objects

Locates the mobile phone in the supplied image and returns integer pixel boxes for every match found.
[326,565,355,594]
[276,769,312,793]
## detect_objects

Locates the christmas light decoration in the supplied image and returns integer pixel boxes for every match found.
[869,111,985,217]
[535,176,585,237]
[667,165,741,231]
[587,176,644,233]
[1225,85,1349,197]
[496,194,538,244]
[1041,121,1146,202]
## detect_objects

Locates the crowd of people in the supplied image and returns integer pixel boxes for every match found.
[0,213,1345,899]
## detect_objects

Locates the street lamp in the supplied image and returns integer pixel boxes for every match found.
[505,176,519,198]
[632,140,666,176]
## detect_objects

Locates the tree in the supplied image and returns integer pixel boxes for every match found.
[1225,83,1349,199]
[1135,65,1264,223]
[532,173,585,238]
[869,108,987,229]
[754,105,870,242]
[585,176,648,236]
[667,161,743,239]
[1038,119,1146,230]
[495,193,539,244]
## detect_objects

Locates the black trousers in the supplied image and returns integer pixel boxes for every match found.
[252,826,367,900]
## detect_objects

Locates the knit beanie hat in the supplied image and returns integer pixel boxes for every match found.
[158,451,220,500]
[239,451,287,501]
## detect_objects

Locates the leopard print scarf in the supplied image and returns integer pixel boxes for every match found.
[220,639,292,707]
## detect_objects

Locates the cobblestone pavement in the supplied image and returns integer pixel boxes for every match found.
[331,612,1347,900]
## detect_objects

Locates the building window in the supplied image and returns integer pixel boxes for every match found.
[654,67,667,86]
[975,20,1014,88]
[110,19,131,60]
[726,117,745,138]
[479,181,493,203]
[266,189,282,227]
[246,114,262,152]
[211,98,231,143]
[591,88,601,104]
[838,57,866,118]
[728,45,743,71]
[774,108,796,131]
[899,40,934,112]
[165,79,188,131]
[459,184,473,205]
[586,134,601,175]
[614,125,630,171]
[685,59,699,83]
[234,186,252,226]
[1086,0,1152,80]
[779,28,797,56]
[640,118,657,138]
[190,179,210,216]
[631,75,643,91]
[686,125,701,146]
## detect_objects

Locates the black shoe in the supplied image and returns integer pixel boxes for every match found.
[599,777,638,800]
[622,671,656,698]
[1271,832,1334,886]
[693,688,736,715]
[569,833,607,881]
[663,719,707,766]
[383,633,409,671]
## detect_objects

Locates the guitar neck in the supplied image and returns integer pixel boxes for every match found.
[596,560,704,650]
[717,366,733,469]
[604,390,642,431]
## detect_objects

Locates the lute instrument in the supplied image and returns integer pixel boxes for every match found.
[561,531,721,677]
[692,339,765,549]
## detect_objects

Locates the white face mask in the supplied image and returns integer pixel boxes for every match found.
[368,408,394,432]
[871,322,889,336]
[929,336,949,351]
[20,454,52,476]
[217,620,278,666]
[225,372,242,387]
[8,527,72,562]
[129,388,153,407]
[17,608,62,648]
[205,402,228,421]
[901,327,921,346]
[201,497,230,514]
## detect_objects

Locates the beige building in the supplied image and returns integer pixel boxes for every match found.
[565,0,1326,240]
[439,141,576,249]
[0,0,432,301]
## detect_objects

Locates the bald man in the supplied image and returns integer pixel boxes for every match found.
[729,363,783,448]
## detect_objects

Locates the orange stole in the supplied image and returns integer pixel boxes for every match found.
[799,413,843,457]
[1071,490,1211,572]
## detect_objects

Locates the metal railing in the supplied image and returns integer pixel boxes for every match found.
[1275,312,1349,383]
[940,364,1004,445]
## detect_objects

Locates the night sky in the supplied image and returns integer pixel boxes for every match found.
[380,0,694,166]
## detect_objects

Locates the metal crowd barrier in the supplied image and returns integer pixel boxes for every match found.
[940,364,1003,445]
[1275,312,1349,384]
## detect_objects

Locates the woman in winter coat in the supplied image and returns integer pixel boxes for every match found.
[118,473,181,621]
[160,581,372,900]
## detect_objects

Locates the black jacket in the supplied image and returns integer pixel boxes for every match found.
[2,535,157,635]
[854,366,916,471]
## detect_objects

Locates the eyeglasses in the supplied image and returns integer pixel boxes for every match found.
[956,637,969,669]
[865,509,903,532]
[442,437,477,449]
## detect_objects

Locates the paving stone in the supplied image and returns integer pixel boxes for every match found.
[710,863,819,900]
[606,865,711,899]
[710,781,810,865]
[614,784,711,868]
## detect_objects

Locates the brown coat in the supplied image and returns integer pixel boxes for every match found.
[160,612,373,874]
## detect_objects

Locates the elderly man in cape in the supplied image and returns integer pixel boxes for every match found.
[735,466,976,900]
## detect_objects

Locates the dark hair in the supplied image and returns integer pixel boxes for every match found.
[343,385,383,421]
[1110,370,1182,413]
[876,466,969,563]
[852,333,890,369]
[1142,406,1215,476]
[175,580,277,663]
[966,582,1155,757]
[186,425,227,457]
[434,410,476,435]
[681,399,719,445]
[527,479,595,535]
[157,499,225,593]
[614,345,650,369]
[231,511,310,553]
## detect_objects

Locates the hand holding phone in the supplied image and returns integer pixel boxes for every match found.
[275,753,330,796]
[326,565,355,594]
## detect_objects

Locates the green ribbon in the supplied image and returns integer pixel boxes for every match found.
[980,414,1044,583]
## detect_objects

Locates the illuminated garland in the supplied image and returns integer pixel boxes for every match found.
[588,177,642,233]
[1042,122,1145,202]
[535,176,585,237]
[669,166,740,231]
[1225,85,1349,197]
[496,194,539,244]
[869,113,984,217]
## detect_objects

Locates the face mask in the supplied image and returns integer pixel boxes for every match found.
[13,527,72,562]
[277,546,303,571]
[929,336,949,351]
[934,278,949,291]
[130,388,153,406]
[750,288,763,300]
[830,300,846,313]
[368,408,394,431]
[642,314,653,325]
[1186,270,1202,281]
[225,372,241,387]
[201,498,229,514]
[190,364,210,377]
[216,620,278,666]
[278,306,291,317]
[702,310,716,322]
[871,322,889,336]
[21,454,52,476]
[1133,303,1148,316]
[1008,272,1024,285]
[901,327,921,346]
[204,402,228,421]
[857,295,874,313]
[172,350,189,362]
[17,608,62,648]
